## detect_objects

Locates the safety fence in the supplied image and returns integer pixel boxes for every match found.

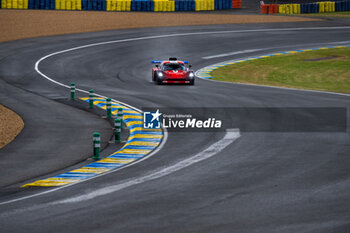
[260,0,350,14]
[0,0,237,10]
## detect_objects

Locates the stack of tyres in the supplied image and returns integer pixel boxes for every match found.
[131,0,154,11]
[279,0,348,14]
[83,0,107,10]
[1,0,29,8]
[215,0,231,10]
[260,3,268,13]
[335,1,344,11]
[175,0,195,10]
[106,0,131,10]
[293,3,300,13]
[195,0,214,10]
[29,0,54,9]
[154,0,175,11]
[232,0,240,8]
[56,0,82,9]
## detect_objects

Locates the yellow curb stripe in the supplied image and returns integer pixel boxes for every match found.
[127,141,160,146]
[123,115,143,119]
[70,168,111,174]
[126,121,143,127]
[99,158,136,164]
[118,149,152,154]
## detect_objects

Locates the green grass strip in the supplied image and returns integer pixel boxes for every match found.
[211,47,350,94]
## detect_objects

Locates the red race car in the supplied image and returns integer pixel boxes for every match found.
[152,58,195,85]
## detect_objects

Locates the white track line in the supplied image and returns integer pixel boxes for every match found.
[1,26,348,206]
[56,129,240,204]
[203,49,265,59]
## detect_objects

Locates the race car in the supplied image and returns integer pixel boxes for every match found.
[152,58,195,85]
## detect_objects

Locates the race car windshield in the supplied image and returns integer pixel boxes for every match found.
[162,63,185,71]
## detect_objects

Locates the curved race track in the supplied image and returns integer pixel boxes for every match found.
[0,20,350,233]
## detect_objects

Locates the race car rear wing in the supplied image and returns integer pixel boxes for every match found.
[151,60,189,64]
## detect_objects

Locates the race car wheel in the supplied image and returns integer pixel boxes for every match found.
[189,79,195,85]
[156,77,163,85]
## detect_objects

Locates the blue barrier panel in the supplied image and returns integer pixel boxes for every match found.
[137,0,141,11]
[150,0,154,11]
[346,0,350,11]
[184,0,188,10]
[146,0,151,11]
[335,1,339,11]
[175,0,179,10]
[215,0,218,9]
[186,0,190,10]
[34,0,39,8]
[82,0,87,9]
[176,0,192,11]
[340,1,344,11]
[50,0,54,9]
[88,0,93,9]
[28,0,34,8]
[142,0,146,11]
[305,3,309,13]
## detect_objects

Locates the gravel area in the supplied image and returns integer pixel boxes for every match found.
[0,9,320,42]
[0,105,24,149]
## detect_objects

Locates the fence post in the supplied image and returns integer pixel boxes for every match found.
[106,98,112,118]
[114,119,122,143]
[70,82,76,100]
[93,132,100,160]
[117,107,123,120]
[89,90,94,109]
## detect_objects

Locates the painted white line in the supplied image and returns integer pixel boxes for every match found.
[202,41,350,60]
[56,129,240,204]
[203,49,264,59]
[1,26,349,206]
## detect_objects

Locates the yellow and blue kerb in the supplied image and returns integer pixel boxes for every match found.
[22,97,163,187]
[196,45,350,79]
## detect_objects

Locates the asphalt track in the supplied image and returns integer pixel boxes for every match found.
[0,19,350,233]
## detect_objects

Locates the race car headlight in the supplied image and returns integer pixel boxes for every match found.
[188,72,194,78]
[158,72,164,77]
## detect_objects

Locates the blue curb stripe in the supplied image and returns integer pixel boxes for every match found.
[122,145,156,150]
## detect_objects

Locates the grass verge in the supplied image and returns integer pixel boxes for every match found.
[211,47,350,93]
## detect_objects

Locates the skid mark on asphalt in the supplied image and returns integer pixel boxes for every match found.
[22,97,163,187]
[55,129,240,204]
